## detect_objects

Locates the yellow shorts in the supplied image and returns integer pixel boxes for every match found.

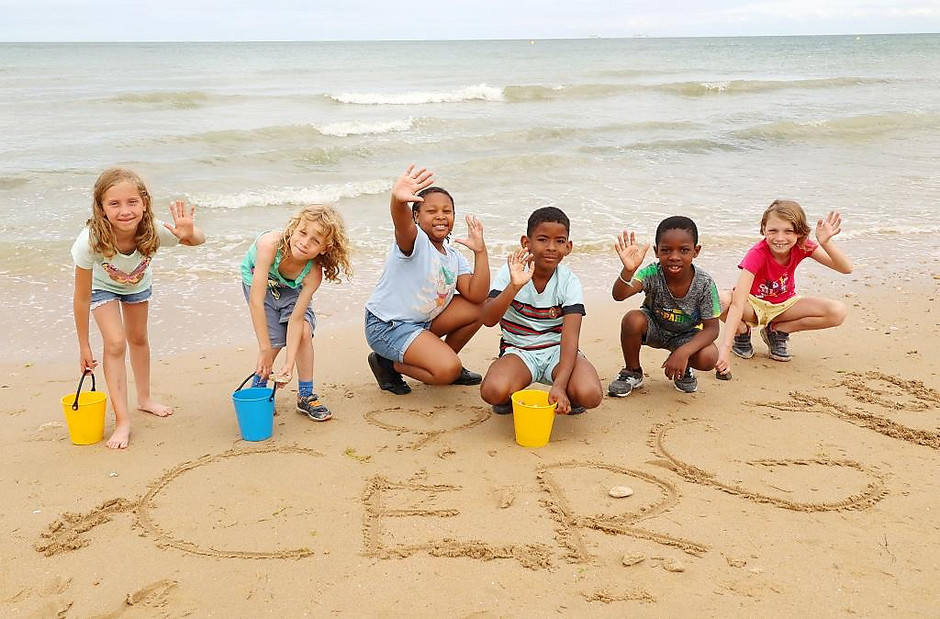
[745,295,802,328]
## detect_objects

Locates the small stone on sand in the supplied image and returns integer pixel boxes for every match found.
[608,486,634,498]
[622,553,645,567]
[662,558,685,572]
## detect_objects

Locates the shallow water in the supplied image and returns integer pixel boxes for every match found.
[1,36,938,361]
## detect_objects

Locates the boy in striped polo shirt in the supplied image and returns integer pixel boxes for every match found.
[480,207,603,415]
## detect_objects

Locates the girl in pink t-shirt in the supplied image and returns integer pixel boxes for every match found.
[715,200,852,378]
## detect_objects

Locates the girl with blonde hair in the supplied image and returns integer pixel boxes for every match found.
[72,167,205,449]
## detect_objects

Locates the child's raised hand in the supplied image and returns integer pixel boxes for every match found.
[507,247,534,287]
[453,214,485,252]
[816,211,843,245]
[392,164,435,204]
[164,199,196,241]
[614,230,650,272]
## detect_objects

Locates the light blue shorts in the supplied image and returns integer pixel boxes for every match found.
[364,309,430,363]
[242,282,316,349]
[502,345,563,386]
[90,287,152,310]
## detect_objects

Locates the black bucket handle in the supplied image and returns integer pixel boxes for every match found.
[234,373,278,402]
[71,369,96,411]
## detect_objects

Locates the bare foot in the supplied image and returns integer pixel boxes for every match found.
[138,399,174,417]
[107,424,131,449]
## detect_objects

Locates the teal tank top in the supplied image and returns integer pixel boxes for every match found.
[240,232,314,289]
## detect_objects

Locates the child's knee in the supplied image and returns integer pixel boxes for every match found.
[621,310,647,335]
[574,382,603,409]
[480,378,509,405]
[435,356,462,384]
[102,336,126,356]
[125,330,148,348]
[690,345,719,370]
[829,301,847,326]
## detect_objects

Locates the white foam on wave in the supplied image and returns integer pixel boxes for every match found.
[329,84,504,105]
[191,179,390,209]
[317,118,415,136]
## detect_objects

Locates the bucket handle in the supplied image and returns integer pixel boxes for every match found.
[234,373,279,402]
[71,369,96,411]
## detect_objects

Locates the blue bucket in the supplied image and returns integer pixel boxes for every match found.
[231,374,277,441]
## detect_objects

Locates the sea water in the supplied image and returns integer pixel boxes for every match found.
[1,35,938,361]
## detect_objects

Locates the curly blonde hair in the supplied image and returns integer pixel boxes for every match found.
[277,204,353,283]
[87,167,160,258]
[760,199,812,250]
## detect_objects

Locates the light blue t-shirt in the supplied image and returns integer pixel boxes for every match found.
[70,223,179,294]
[488,262,585,353]
[365,226,472,324]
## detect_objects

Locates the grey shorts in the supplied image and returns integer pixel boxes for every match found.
[364,309,430,363]
[90,287,152,310]
[242,282,316,349]
[640,308,697,352]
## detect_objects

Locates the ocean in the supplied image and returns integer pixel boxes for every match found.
[1,35,938,362]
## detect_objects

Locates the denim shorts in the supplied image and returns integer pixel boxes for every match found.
[90,287,152,310]
[640,308,697,352]
[242,282,316,349]
[364,309,430,363]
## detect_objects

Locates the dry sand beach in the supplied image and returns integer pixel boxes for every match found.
[0,268,938,617]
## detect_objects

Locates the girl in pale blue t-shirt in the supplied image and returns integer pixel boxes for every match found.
[71,167,205,449]
[364,165,490,395]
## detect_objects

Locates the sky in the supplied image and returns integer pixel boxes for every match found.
[1,0,938,42]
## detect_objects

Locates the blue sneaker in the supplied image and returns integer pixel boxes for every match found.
[297,394,332,421]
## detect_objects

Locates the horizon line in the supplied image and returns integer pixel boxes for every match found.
[1,31,938,44]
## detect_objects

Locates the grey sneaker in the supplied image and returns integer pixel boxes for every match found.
[674,368,698,393]
[731,328,754,359]
[608,368,644,397]
[760,326,791,362]
[297,394,333,421]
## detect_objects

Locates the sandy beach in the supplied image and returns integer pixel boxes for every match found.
[0,268,937,617]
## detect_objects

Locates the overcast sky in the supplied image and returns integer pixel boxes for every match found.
[1,0,938,41]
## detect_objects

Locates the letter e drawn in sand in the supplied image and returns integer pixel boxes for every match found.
[536,461,708,564]
[361,474,554,570]
[364,404,490,449]
[649,419,888,511]
[36,445,325,560]
[753,371,940,450]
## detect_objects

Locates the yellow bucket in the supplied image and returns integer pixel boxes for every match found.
[511,389,557,447]
[60,371,107,445]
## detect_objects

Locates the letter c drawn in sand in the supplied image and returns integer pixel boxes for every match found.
[37,445,324,560]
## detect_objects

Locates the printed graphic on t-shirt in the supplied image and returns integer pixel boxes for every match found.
[102,257,151,286]
[414,256,456,317]
[655,307,699,326]
[757,273,790,299]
